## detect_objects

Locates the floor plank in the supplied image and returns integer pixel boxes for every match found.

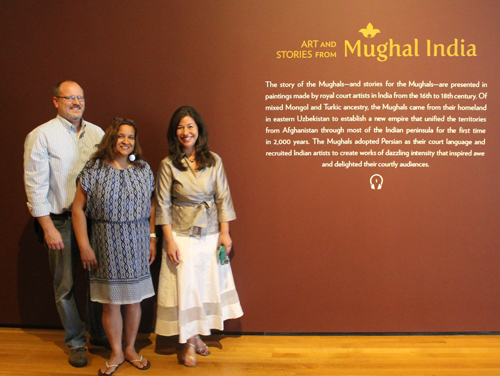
[0,328,499,375]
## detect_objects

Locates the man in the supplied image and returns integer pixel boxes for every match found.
[24,80,108,367]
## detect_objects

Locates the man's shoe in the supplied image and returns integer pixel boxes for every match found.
[68,347,87,367]
[90,337,112,350]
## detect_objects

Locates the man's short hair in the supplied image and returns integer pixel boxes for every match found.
[53,80,82,97]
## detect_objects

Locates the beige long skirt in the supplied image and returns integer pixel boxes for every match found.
[155,232,243,343]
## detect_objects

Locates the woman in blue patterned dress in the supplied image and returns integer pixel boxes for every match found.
[73,118,155,376]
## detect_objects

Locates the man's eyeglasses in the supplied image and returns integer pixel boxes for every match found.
[56,95,85,102]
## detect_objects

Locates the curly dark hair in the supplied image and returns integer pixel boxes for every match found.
[167,106,215,171]
[90,118,144,168]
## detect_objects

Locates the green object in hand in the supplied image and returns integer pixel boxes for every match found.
[218,245,229,265]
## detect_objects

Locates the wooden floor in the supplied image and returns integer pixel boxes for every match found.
[1,328,499,375]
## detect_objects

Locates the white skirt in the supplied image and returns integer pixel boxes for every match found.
[155,232,243,343]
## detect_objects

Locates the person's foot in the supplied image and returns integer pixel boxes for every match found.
[68,347,87,367]
[90,337,112,350]
[126,354,151,370]
[98,361,122,376]
[98,353,125,376]
[178,343,197,367]
[194,335,210,356]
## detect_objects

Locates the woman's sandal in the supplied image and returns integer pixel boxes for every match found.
[98,361,123,376]
[126,355,151,371]
[195,335,211,356]
[178,343,197,367]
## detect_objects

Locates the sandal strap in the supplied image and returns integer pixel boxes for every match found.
[129,355,143,363]
[194,335,207,352]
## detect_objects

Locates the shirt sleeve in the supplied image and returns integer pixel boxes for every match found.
[23,129,51,217]
[214,156,236,223]
[77,160,95,193]
[148,163,155,194]
[155,159,173,225]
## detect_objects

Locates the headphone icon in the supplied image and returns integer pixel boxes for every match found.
[370,174,383,190]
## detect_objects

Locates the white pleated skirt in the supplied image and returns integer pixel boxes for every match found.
[155,232,243,343]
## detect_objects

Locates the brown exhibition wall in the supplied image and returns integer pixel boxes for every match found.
[1,0,499,333]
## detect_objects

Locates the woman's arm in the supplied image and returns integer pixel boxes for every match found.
[72,181,98,270]
[214,156,237,224]
[155,161,180,264]
[213,156,235,256]
[162,224,181,265]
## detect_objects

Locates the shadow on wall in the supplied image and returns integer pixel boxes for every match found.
[16,221,241,333]
[16,218,159,331]
[17,218,62,327]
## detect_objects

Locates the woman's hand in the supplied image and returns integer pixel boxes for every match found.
[73,181,96,271]
[167,240,181,265]
[149,238,157,265]
[80,245,98,271]
[218,231,233,256]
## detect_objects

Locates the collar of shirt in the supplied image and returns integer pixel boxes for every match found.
[56,114,86,136]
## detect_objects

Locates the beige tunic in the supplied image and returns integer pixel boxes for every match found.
[155,152,236,236]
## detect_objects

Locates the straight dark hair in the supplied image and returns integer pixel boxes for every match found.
[167,106,215,171]
[90,118,144,168]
